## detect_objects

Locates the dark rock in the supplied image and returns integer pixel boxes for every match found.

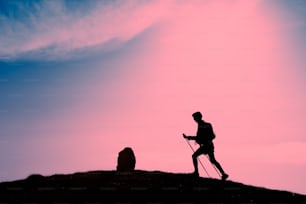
[116,147,136,171]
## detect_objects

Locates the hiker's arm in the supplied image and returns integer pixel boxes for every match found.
[182,133,196,140]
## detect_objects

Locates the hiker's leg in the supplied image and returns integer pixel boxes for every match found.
[208,152,226,175]
[192,148,203,174]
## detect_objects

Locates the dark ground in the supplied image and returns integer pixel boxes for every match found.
[0,170,305,204]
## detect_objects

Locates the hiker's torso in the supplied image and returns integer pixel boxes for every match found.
[196,120,214,145]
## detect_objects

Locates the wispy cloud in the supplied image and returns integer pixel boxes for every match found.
[0,0,169,60]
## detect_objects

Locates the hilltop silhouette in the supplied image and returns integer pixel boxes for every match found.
[0,170,305,203]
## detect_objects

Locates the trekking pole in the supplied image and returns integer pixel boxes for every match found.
[184,138,210,177]
[205,155,222,177]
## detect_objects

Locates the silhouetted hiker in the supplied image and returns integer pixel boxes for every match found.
[183,111,229,180]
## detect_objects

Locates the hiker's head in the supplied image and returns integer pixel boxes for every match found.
[192,111,202,122]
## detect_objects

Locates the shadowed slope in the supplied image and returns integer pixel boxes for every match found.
[0,170,305,203]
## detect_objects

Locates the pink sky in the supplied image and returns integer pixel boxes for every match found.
[1,0,306,195]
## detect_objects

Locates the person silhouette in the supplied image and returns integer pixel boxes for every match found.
[183,111,229,180]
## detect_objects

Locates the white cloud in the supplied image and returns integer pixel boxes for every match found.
[0,0,170,60]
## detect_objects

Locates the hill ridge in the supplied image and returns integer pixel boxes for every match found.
[0,169,305,203]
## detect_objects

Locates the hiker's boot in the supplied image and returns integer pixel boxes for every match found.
[192,171,199,177]
[221,173,229,181]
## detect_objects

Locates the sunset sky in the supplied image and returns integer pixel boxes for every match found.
[0,0,306,195]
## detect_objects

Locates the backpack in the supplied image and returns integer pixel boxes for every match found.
[196,122,215,144]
